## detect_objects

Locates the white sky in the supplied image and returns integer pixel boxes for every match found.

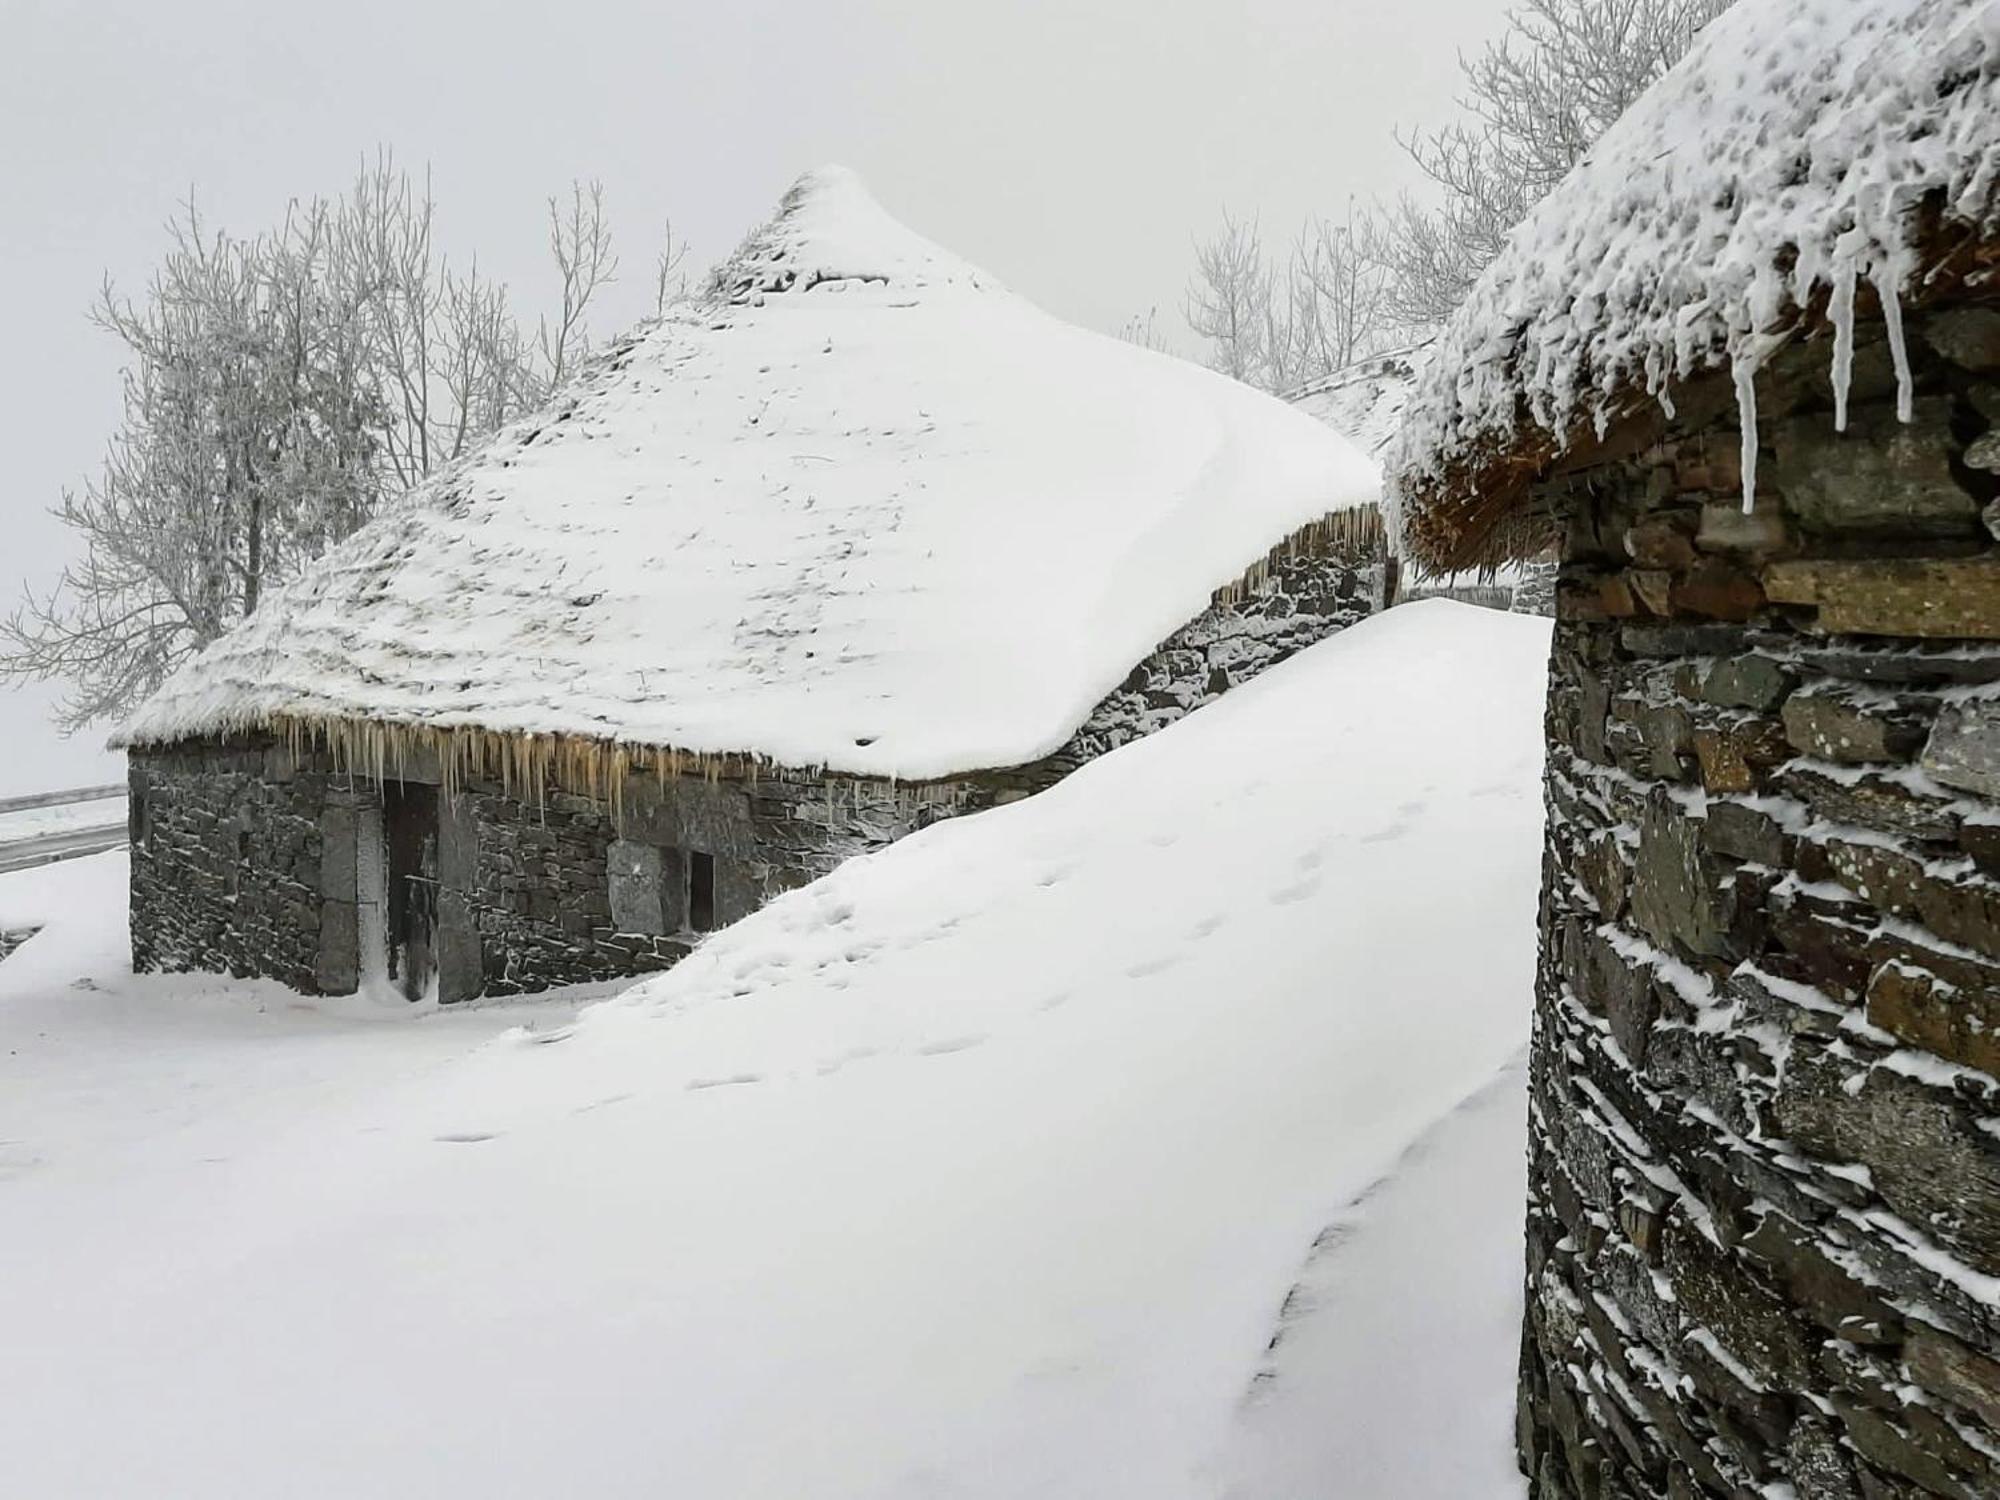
[0,0,1506,795]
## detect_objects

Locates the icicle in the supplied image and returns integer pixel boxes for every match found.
[1873,265,1913,424]
[1829,261,1857,432]
[1732,353,1760,516]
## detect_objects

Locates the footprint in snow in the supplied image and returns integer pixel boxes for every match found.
[916,1035,986,1057]
[571,1092,634,1115]
[818,1045,882,1076]
[516,1024,575,1046]
[1038,990,1072,1011]
[1358,824,1408,844]
[1271,876,1321,904]
[434,1132,502,1145]
[687,1073,763,1091]
[1126,954,1183,978]
[1192,914,1226,938]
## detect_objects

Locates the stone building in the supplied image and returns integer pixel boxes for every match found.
[116,167,1386,1004]
[1390,1,2000,1495]
[1291,343,1559,615]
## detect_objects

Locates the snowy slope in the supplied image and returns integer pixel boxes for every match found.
[7,603,1548,1498]
[118,167,1380,781]
[1391,0,2000,524]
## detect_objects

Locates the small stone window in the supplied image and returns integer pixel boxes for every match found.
[688,851,717,933]
[607,840,671,937]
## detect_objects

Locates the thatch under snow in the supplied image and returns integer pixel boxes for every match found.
[117,167,1378,784]
[1389,0,2000,572]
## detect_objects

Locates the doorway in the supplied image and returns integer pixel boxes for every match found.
[382,782,440,1001]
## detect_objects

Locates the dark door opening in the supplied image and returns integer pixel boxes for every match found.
[688,850,717,933]
[383,782,440,1001]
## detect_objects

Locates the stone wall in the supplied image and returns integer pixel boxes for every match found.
[128,544,1388,1001]
[975,548,1389,797]
[1522,303,2000,1498]
[128,744,336,993]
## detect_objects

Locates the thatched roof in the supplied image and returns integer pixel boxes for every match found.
[1389,0,2000,572]
[1286,343,1430,466]
[117,167,1379,782]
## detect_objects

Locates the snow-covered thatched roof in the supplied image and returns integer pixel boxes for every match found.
[117,167,1378,782]
[1286,344,1430,467]
[1390,0,2000,571]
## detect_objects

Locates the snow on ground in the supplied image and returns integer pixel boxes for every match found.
[1217,1057,1531,1500]
[2,602,1548,1499]
[0,791,125,843]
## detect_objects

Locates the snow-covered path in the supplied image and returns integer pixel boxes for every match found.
[0,602,1547,1499]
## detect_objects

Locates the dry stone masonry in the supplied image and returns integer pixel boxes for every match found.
[1522,305,2000,1498]
[129,545,1386,1001]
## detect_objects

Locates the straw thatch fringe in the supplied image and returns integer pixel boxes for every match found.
[179,503,1389,813]
[265,713,984,819]
[1211,504,1387,609]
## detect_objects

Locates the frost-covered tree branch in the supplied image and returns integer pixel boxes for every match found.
[1184,212,1272,387]
[4,157,656,729]
[653,223,689,318]
[1379,0,1738,329]
[1186,209,1391,393]
[538,180,617,389]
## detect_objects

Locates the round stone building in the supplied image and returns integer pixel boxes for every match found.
[1392,1,2000,1495]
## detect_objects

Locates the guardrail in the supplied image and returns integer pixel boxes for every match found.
[0,782,125,816]
[0,783,130,876]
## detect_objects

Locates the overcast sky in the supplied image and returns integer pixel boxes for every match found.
[0,0,1507,794]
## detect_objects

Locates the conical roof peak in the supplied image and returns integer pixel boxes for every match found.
[707,165,995,303]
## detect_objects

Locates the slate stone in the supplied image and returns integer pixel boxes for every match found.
[1865,958,2000,1079]
[1924,306,2000,372]
[1697,502,1792,557]
[1741,1211,1901,1347]
[1702,801,1793,867]
[1786,1416,1863,1500]
[1923,701,2000,800]
[1783,692,1928,764]
[1771,399,1981,540]
[1695,654,1794,712]
[1670,558,1766,621]
[1631,795,1731,957]
[1764,558,2000,639]
[1779,766,1961,843]
[1661,1213,1814,1388]
[1907,1325,2000,1431]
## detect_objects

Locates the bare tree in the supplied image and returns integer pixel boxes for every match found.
[4,157,638,729]
[1184,212,1272,386]
[538,180,617,389]
[1378,0,1738,329]
[653,222,690,317]
[1187,208,1390,393]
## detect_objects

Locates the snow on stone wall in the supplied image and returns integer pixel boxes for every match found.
[1523,302,2000,1497]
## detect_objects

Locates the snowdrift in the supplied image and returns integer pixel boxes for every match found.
[5,602,1549,1498]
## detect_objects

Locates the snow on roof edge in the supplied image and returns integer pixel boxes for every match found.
[1387,0,2000,572]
